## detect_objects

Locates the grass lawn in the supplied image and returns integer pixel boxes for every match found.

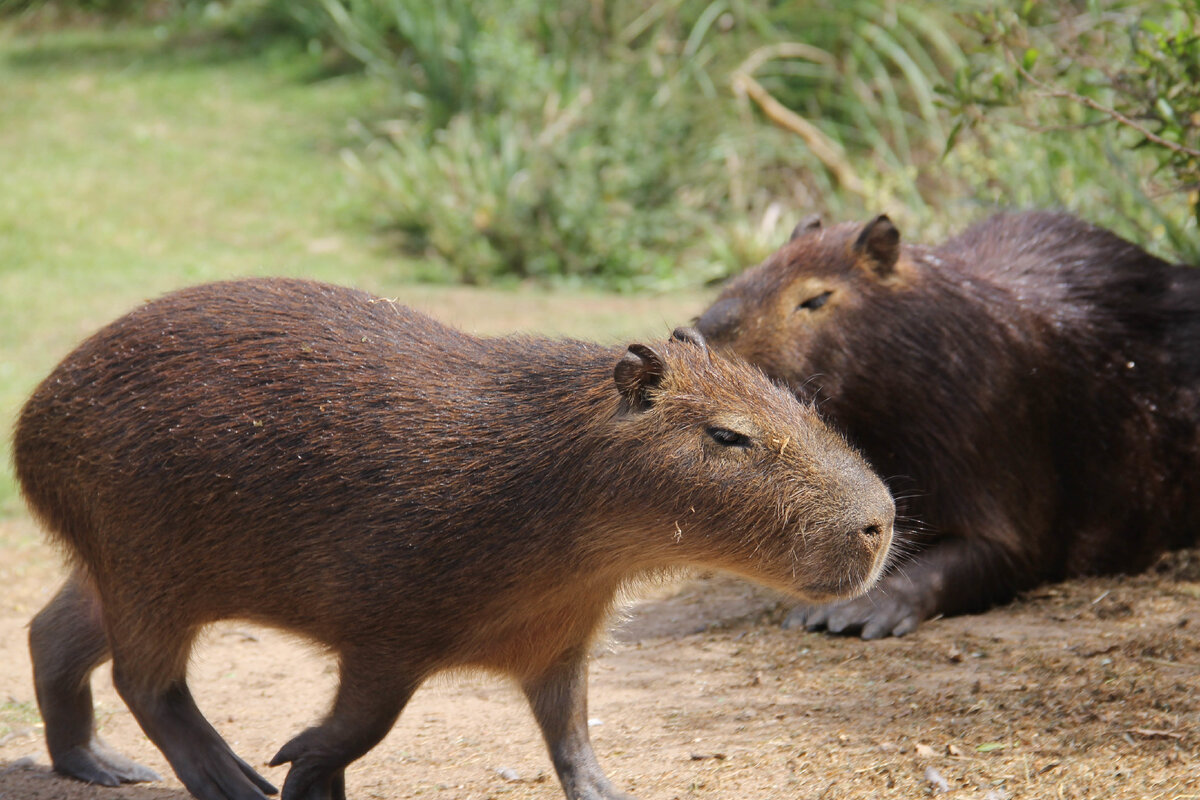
[0,21,707,520]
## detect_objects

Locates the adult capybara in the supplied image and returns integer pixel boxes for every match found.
[696,211,1200,639]
[14,278,894,800]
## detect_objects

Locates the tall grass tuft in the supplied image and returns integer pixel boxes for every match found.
[12,2,1198,281]
[299,0,969,288]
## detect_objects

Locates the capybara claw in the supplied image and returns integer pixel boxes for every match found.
[785,587,923,640]
[781,603,827,632]
[267,741,298,769]
[170,741,276,800]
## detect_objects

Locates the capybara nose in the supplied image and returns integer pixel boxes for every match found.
[852,514,893,547]
[695,296,743,341]
[849,490,895,561]
[859,523,884,539]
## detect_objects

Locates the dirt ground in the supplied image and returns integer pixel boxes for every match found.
[1,512,1199,800]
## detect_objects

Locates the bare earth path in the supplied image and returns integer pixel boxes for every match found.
[2,511,1198,800]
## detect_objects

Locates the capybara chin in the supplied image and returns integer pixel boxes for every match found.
[697,211,1200,639]
[15,278,894,800]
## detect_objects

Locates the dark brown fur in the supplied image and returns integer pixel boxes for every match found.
[15,278,894,800]
[697,211,1200,639]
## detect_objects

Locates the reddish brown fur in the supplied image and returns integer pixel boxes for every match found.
[15,278,893,800]
[697,211,1200,639]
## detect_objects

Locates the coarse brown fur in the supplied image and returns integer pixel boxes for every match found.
[697,211,1200,639]
[14,278,894,800]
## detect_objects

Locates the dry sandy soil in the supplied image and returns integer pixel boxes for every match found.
[1,512,1199,800]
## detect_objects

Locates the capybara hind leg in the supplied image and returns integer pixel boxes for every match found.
[112,653,277,800]
[29,571,160,785]
[523,649,635,800]
[269,653,414,800]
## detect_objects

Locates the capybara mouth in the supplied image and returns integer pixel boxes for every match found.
[797,520,894,603]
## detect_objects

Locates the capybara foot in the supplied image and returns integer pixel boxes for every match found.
[276,762,346,800]
[170,742,277,800]
[559,775,637,800]
[270,740,346,800]
[585,784,636,800]
[784,580,931,639]
[52,739,162,786]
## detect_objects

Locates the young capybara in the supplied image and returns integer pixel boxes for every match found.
[696,211,1200,639]
[15,277,895,800]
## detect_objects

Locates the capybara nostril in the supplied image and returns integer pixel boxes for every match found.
[852,517,893,559]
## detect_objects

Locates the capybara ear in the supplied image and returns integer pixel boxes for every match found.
[614,343,665,413]
[790,214,823,241]
[854,214,900,277]
[670,327,707,350]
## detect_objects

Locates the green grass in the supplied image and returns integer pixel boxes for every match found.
[0,25,389,515]
[0,697,40,737]
[0,22,706,519]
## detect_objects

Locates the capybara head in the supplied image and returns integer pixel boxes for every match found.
[693,214,961,445]
[600,327,894,602]
[696,215,908,400]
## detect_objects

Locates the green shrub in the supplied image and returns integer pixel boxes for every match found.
[11,1,1195,285]
[0,0,146,16]
[304,0,969,288]
[942,0,1200,262]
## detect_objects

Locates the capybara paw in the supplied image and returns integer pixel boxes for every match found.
[172,745,277,800]
[783,589,924,639]
[562,783,636,800]
[277,761,347,800]
[53,742,162,786]
[557,771,637,800]
[270,736,346,800]
[596,788,637,800]
[571,790,635,800]
[579,784,637,800]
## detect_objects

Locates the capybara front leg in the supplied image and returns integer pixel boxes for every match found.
[269,653,414,800]
[29,570,161,786]
[786,535,1032,638]
[522,649,635,800]
[114,670,277,800]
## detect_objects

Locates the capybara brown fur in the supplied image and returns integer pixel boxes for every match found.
[14,277,895,800]
[697,211,1200,639]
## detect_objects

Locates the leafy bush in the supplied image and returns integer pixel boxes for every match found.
[303,0,969,288]
[942,0,1200,262]
[20,1,1192,285]
[0,0,145,16]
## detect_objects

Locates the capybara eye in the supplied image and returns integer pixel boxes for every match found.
[796,290,833,312]
[706,426,752,448]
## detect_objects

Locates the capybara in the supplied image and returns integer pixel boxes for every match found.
[696,211,1200,639]
[15,278,895,800]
